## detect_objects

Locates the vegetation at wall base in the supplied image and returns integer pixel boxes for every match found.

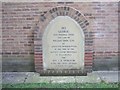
[2,82,119,89]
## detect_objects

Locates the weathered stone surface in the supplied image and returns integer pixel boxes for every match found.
[75,73,101,83]
[25,72,51,83]
[94,71,119,83]
[51,76,75,83]
[2,71,119,84]
[2,72,27,84]
[0,74,1,90]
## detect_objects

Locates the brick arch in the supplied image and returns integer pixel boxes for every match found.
[34,6,93,73]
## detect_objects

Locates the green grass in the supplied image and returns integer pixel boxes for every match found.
[2,82,119,88]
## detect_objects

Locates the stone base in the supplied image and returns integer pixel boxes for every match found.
[38,69,87,76]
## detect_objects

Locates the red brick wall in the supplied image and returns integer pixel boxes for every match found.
[0,2,2,71]
[2,2,118,71]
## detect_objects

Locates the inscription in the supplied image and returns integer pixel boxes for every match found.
[50,26,77,66]
[43,16,84,69]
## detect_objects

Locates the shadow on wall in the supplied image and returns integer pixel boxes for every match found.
[93,56,119,71]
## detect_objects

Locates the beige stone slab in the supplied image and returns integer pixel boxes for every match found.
[42,16,84,70]
[51,76,75,83]
[25,72,51,83]
[75,73,101,83]
[2,72,28,84]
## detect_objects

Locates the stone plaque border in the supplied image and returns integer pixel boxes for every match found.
[34,6,93,74]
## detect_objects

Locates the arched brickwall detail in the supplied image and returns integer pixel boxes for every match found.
[34,6,93,73]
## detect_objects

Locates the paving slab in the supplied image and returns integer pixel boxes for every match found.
[51,76,76,83]
[0,73,2,83]
[25,72,51,83]
[2,72,28,84]
[0,72,2,90]
[94,71,119,83]
[75,72,101,83]
[2,71,119,84]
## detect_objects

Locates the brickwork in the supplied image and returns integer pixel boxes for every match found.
[0,2,2,72]
[2,2,118,71]
[34,6,92,72]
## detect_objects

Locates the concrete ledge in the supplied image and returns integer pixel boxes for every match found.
[2,72,28,84]
[51,76,75,83]
[93,71,119,83]
[75,73,101,83]
[25,73,51,83]
[2,71,119,84]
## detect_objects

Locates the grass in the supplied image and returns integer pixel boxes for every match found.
[2,82,119,88]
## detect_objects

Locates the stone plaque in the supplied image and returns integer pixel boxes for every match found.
[42,16,84,70]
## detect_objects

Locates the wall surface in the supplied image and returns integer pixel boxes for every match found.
[2,2,118,71]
